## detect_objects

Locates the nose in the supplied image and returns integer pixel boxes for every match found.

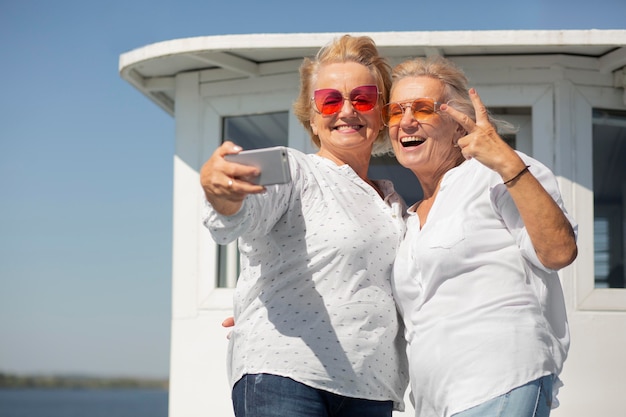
[338,97,356,115]
[400,106,419,128]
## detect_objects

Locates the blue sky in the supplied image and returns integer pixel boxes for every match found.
[0,0,624,379]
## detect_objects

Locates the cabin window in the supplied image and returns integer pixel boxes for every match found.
[593,108,626,288]
[216,112,289,288]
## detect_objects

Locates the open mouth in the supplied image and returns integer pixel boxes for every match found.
[334,124,363,131]
[400,136,426,147]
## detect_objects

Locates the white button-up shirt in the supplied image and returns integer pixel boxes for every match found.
[392,154,576,417]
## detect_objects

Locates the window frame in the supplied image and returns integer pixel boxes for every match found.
[573,85,626,311]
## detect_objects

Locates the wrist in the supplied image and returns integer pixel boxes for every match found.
[503,165,530,185]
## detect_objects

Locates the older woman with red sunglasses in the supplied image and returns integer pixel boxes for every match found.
[386,56,578,417]
[200,35,408,417]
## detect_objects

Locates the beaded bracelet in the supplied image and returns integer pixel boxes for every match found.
[503,165,530,185]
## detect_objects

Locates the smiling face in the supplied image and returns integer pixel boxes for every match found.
[389,76,464,178]
[310,62,383,163]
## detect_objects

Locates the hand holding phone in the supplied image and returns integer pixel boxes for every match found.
[224,146,291,185]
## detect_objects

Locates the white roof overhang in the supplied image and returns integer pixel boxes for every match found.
[119,30,626,115]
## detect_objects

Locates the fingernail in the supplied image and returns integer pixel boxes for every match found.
[440,103,448,111]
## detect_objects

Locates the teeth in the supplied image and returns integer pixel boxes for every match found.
[335,125,362,130]
[400,136,425,147]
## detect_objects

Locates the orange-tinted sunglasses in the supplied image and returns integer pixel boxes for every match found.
[382,98,442,126]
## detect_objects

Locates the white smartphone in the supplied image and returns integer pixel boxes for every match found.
[224,146,291,185]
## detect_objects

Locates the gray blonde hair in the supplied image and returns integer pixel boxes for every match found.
[391,56,516,134]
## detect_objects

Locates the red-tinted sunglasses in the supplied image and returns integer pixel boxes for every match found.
[382,98,442,127]
[312,85,380,115]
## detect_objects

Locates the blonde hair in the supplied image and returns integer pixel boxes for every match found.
[391,56,515,134]
[293,35,392,154]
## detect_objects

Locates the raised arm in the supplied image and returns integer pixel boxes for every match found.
[444,89,577,270]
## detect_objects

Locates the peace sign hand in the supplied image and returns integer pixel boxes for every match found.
[441,88,527,181]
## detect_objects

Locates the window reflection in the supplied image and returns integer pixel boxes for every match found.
[222,111,288,150]
[593,109,626,288]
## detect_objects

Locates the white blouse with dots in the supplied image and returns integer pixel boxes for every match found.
[203,148,409,410]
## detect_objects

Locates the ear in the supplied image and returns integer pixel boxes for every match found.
[449,123,465,147]
[454,122,467,138]
[310,118,318,136]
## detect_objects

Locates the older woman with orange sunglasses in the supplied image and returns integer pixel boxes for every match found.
[387,56,577,417]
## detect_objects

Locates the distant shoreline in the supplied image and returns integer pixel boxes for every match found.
[0,372,168,390]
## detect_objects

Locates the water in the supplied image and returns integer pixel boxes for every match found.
[0,388,168,417]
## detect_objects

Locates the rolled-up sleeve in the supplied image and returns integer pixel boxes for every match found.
[492,154,578,272]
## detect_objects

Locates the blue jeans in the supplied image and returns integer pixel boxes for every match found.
[232,373,393,417]
[452,375,553,417]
